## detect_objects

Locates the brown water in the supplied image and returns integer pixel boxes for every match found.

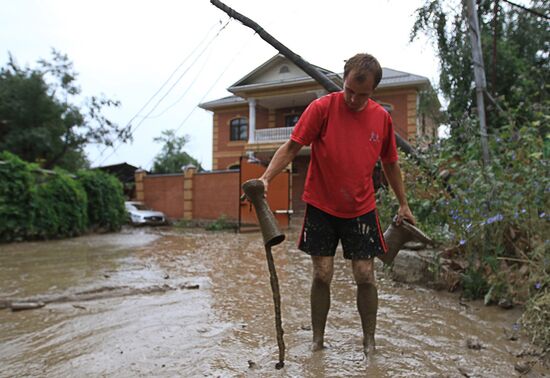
[0,226,547,377]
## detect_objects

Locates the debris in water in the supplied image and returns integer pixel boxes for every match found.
[466,337,484,350]
[10,302,45,311]
[514,361,533,374]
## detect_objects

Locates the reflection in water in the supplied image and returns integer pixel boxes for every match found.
[0,227,547,377]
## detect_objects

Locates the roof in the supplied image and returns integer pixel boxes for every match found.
[94,162,139,183]
[199,55,431,110]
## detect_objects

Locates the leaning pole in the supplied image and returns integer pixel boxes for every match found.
[210,0,422,160]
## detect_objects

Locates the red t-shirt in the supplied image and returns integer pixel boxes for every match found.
[290,91,398,218]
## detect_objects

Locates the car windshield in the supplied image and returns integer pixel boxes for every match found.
[132,203,149,211]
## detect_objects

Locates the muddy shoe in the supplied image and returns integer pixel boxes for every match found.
[378,217,434,265]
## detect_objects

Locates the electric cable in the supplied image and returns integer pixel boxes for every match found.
[145,29,258,169]
[93,19,229,166]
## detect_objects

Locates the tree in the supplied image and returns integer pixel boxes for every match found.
[151,129,203,173]
[0,49,131,171]
[410,0,549,136]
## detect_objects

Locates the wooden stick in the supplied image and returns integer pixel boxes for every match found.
[265,245,285,369]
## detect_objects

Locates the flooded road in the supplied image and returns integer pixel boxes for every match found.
[0,226,547,377]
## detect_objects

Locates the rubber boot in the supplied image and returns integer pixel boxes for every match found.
[378,217,434,265]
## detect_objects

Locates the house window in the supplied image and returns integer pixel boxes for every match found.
[230,117,248,141]
[279,65,290,74]
[285,114,300,127]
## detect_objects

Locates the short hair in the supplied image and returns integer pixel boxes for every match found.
[343,53,383,89]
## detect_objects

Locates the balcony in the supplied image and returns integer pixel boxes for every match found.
[254,126,293,143]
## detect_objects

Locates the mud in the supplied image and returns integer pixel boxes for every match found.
[0,226,548,377]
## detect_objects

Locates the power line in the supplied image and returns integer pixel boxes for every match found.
[145,42,215,119]
[501,0,550,20]
[145,30,258,170]
[93,20,229,166]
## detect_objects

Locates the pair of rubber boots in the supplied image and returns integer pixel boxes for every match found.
[241,179,434,260]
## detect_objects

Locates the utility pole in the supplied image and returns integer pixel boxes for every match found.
[465,0,491,166]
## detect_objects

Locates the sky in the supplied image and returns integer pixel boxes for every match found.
[1,0,443,171]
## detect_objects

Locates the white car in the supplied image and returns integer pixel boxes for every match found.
[125,201,166,225]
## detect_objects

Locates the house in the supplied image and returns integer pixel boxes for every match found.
[199,54,439,217]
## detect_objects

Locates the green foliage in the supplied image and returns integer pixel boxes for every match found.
[0,151,128,241]
[462,268,489,300]
[411,0,549,134]
[407,0,549,349]
[0,151,36,241]
[0,50,130,171]
[0,151,88,240]
[205,214,234,231]
[379,109,548,346]
[152,129,203,173]
[33,169,88,238]
[78,170,126,231]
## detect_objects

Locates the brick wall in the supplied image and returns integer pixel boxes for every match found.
[142,174,185,219]
[193,171,240,221]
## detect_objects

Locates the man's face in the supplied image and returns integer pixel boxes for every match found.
[343,71,375,112]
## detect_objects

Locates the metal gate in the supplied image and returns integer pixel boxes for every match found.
[239,156,291,232]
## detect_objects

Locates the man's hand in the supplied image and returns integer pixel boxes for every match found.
[259,176,269,197]
[396,205,416,226]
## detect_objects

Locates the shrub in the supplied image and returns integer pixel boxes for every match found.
[0,152,128,240]
[33,170,88,238]
[78,170,126,231]
[0,152,36,241]
[378,111,548,348]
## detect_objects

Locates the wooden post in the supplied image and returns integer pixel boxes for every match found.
[465,0,491,166]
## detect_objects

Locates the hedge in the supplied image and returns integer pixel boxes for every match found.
[0,151,126,242]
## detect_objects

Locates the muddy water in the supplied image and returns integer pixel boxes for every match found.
[0,226,546,377]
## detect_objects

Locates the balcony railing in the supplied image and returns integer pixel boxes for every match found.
[254,126,293,143]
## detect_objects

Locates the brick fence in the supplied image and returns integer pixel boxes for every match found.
[135,167,239,221]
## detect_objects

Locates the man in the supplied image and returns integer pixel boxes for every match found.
[258,53,416,355]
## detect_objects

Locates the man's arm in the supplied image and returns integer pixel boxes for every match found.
[259,139,303,193]
[381,161,416,225]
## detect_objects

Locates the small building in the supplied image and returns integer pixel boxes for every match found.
[95,162,139,199]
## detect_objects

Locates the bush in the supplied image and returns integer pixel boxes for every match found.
[78,170,126,231]
[379,110,548,348]
[0,152,131,241]
[33,170,88,238]
[0,152,36,241]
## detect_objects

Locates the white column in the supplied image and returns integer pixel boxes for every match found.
[248,98,256,143]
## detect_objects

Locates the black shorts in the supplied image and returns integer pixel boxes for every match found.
[298,204,388,260]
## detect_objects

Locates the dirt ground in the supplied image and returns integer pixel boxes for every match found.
[0,226,548,377]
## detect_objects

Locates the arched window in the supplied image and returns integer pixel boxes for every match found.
[230,117,248,141]
[279,65,290,74]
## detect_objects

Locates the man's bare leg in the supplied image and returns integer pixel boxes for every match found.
[310,255,334,351]
[352,259,378,355]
